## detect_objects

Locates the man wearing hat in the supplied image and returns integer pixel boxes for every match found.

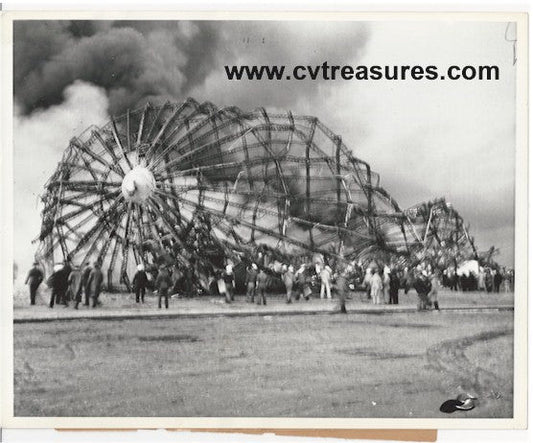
[223,263,235,303]
[413,271,431,311]
[132,264,148,303]
[256,267,269,305]
[55,260,72,306]
[155,264,172,309]
[68,265,83,310]
[46,263,65,308]
[25,262,44,305]
[245,263,258,303]
[87,262,104,308]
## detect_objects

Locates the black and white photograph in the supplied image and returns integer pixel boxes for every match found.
[2,12,527,428]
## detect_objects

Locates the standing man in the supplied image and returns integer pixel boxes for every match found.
[428,272,440,311]
[47,264,64,309]
[503,270,511,293]
[484,269,494,293]
[403,267,412,295]
[413,271,431,311]
[25,262,44,305]
[155,264,172,309]
[319,265,332,299]
[370,269,383,305]
[389,269,400,305]
[183,267,193,297]
[296,263,313,301]
[87,262,104,308]
[383,268,391,304]
[59,260,72,305]
[283,265,295,304]
[223,264,235,303]
[335,264,348,314]
[68,266,83,310]
[256,268,269,305]
[132,264,148,303]
[80,263,92,306]
[363,268,372,300]
[245,263,258,303]
[494,269,503,293]
[478,267,486,292]
[294,264,307,300]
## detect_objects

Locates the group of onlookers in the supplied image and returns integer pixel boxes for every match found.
[131,263,175,309]
[25,261,104,309]
[240,259,352,310]
[364,267,401,305]
[24,256,515,312]
[243,263,269,305]
[24,260,175,310]
[442,267,514,293]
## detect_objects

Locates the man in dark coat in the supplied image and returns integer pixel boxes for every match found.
[80,263,92,306]
[155,265,172,309]
[484,270,494,293]
[335,265,348,314]
[58,260,72,305]
[25,262,44,305]
[389,269,401,305]
[494,270,503,293]
[47,264,66,308]
[132,264,148,303]
[87,262,104,308]
[450,270,459,291]
[183,266,193,297]
[256,268,269,305]
[413,271,431,311]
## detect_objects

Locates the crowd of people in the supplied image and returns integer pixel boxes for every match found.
[25,261,105,309]
[441,267,514,293]
[24,252,514,313]
[23,260,179,310]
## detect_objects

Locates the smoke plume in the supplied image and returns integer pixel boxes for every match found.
[15,21,221,116]
[14,81,109,282]
[14,20,369,116]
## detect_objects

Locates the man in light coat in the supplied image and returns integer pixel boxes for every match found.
[319,265,332,299]
[370,269,383,305]
[283,265,295,304]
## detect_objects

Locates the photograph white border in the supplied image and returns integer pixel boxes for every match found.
[0,10,528,430]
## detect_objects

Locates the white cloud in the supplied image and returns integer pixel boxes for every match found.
[14,81,109,278]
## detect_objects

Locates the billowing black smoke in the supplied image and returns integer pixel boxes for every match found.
[14,20,370,117]
[14,20,221,116]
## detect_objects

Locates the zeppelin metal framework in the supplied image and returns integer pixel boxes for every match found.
[36,99,480,290]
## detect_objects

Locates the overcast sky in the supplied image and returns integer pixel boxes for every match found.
[13,19,517,275]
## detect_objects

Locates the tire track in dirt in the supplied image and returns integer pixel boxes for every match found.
[426,328,513,402]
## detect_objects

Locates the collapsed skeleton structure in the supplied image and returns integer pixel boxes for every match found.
[36,98,482,290]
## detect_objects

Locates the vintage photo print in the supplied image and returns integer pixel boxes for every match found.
[1,11,527,429]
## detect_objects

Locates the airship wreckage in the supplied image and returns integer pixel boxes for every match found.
[36,98,490,291]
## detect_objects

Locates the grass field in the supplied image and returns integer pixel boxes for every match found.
[14,310,513,418]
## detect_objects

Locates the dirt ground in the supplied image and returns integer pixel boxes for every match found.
[14,310,513,418]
